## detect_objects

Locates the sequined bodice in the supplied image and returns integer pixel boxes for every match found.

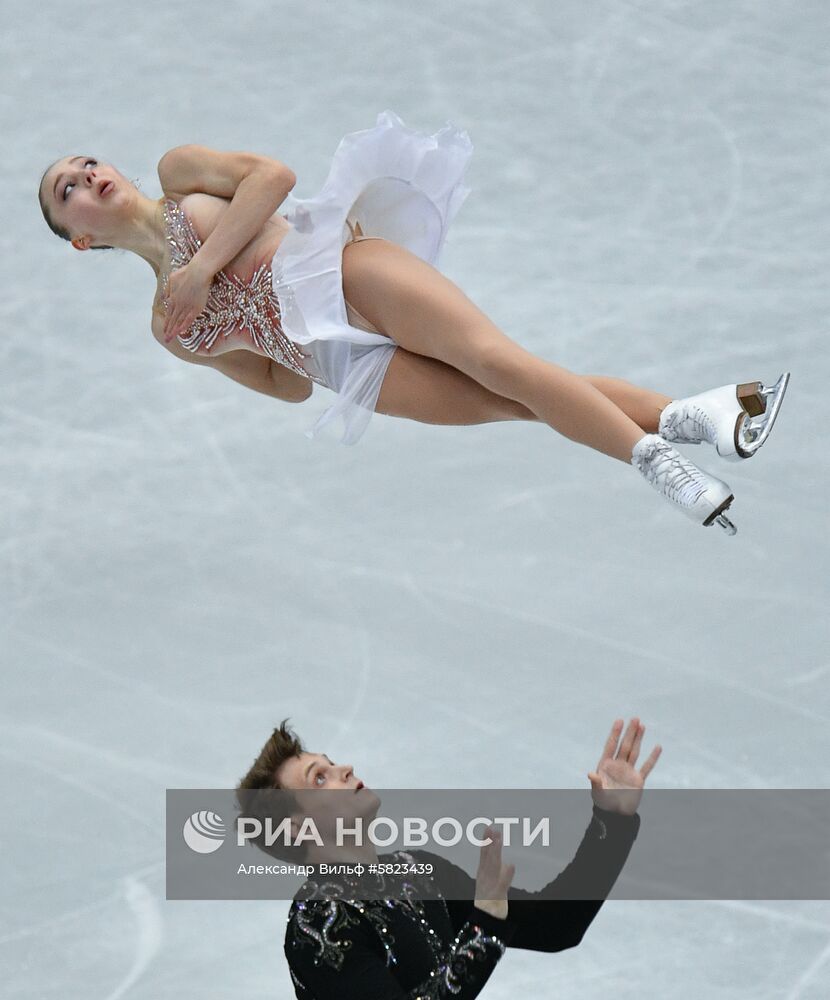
[161,199,321,383]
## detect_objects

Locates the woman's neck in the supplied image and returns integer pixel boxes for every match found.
[113,192,169,277]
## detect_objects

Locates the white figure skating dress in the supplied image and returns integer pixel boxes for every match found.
[164,111,473,444]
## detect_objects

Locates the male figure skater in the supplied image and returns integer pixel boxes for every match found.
[237,717,661,998]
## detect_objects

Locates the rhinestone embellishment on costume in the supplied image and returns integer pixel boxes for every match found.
[160,199,322,383]
[286,851,507,997]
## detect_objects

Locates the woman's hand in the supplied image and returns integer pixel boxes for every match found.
[587,718,662,816]
[473,826,515,921]
[163,258,213,342]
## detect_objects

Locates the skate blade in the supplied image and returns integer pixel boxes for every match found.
[703,495,737,535]
[735,372,790,458]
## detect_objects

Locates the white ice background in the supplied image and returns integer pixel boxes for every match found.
[2,1,829,997]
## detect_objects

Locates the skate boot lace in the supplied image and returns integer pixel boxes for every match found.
[637,441,708,508]
[662,403,717,445]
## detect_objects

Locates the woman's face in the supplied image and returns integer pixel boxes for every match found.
[41,156,132,247]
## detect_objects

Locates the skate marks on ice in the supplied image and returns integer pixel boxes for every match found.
[561,3,746,353]
[785,936,830,1000]
[102,878,163,1000]
[0,728,165,996]
[6,0,830,996]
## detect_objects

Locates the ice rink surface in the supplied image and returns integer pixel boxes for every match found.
[2,0,829,996]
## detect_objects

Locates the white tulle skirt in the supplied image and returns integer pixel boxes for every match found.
[271,110,473,444]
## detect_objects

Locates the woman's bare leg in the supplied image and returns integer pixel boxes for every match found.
[374,352,669,432]
[582,376,671,434]
[344,239,660,462]
[375,347,538,424]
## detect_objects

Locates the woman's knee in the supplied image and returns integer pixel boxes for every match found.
[583,375,631,392]
[460,338,538,396]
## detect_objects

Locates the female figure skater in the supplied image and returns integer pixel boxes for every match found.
[39,112,788,534]
[237,716,661,998]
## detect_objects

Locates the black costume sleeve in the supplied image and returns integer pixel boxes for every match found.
[286,898,513,1000]
[432,805,641,953]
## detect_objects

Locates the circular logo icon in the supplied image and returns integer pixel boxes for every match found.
[182,811,226,854]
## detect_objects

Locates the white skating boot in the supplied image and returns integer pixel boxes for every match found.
[632,435,737,535]
[659,373,790,461]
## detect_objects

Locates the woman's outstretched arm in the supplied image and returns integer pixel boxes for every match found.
[158,144,295,340]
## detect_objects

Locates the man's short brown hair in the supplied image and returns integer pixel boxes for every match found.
[237,720,304,792]
[236,720,306,862]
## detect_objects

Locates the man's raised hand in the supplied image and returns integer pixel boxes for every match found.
[587,718,661,816]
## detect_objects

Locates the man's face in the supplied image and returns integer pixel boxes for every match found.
[275,752,380,845]
[277,752,364,792]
